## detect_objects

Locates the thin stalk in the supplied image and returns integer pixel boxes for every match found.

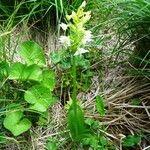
[71,55,79,139]
[1,36,6,60]
[72,55,77,114]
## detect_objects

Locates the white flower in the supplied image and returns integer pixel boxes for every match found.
[83,11,91,21]
[59,36,71,47]
[60,23,68,31]
[66,11,76,21]
[74,48,89,56]
[82,30,92,44]
[80,1,86,8]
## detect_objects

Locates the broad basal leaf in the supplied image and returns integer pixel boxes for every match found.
[3,103,32,136]
[19,41,46,67]
[24,85,56,112]
[9,62,42,81]
[67,104,88,141]
[96,95,105,116]
[41,70,56,91]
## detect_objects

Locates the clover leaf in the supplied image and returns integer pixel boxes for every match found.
[3,103,32,136]
[24,85,56,112]
[19,41,46,67]
[9,62,42,81]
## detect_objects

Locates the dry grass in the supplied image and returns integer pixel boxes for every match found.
[2,20,150,150]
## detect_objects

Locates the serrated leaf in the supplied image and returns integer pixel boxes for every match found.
[41,70,56,91]
[3,103,32,136]
[67,104,88,141]
[123,134,141,147]
[9,62,42,81]
[24,85,56,112]
[19,41,46,67]
[96,95,105,116]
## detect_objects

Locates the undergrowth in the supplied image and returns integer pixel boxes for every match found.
[0,0,150,150]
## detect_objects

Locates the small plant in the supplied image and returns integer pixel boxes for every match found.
[2,41,57,136]
[58,1,92,142]
[122,134,142,148]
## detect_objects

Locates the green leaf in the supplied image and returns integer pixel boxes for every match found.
[122,134,141,147]
[75,56,90,69]
[24,85,56,112]
[96,95,105,116]
[50,48,68,65]
[67,104,88,141]
[85,118,100,129]
[19,41,46,67]
[3,103,32,136]
[82,135,100,149]
[46,138,57,150]
[37,111,48,126]
[0,134,6,144]
[0,61,9,79]
[9,62,42,81]
[131,98,141,106]
[41,70,56,91]
[50,50,63,64]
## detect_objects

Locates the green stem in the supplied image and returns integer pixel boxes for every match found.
[71,55,78,139]
[72,55,77,114]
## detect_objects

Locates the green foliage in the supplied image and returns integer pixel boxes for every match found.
[3,104,32,136]
[67,104,89,141]
[122,134,141,147]
[9,62,42,81]
[24,85,56,112]
[41,70,56,91]
[46,138,57,150]
[131,98,141,106]
[96,95,105,116]
[0,61,9,80]
[81,118,114,150]
[82,135,108,150]
[0,134,6,144]
[2,41,56,136]
[1,0,149,149]
[50,50,90,70]
[19,41,46,67]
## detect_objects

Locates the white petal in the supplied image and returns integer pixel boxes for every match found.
[59,36,71,46]
[60,23,68,31]
[74,48,89,56]
[81,1,86,8]
[82,30,93,44]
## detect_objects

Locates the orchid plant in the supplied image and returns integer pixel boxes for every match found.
[59,1,93,141]
[59,1,92,55]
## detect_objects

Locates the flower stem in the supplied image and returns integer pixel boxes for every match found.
[72,55,77,115]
